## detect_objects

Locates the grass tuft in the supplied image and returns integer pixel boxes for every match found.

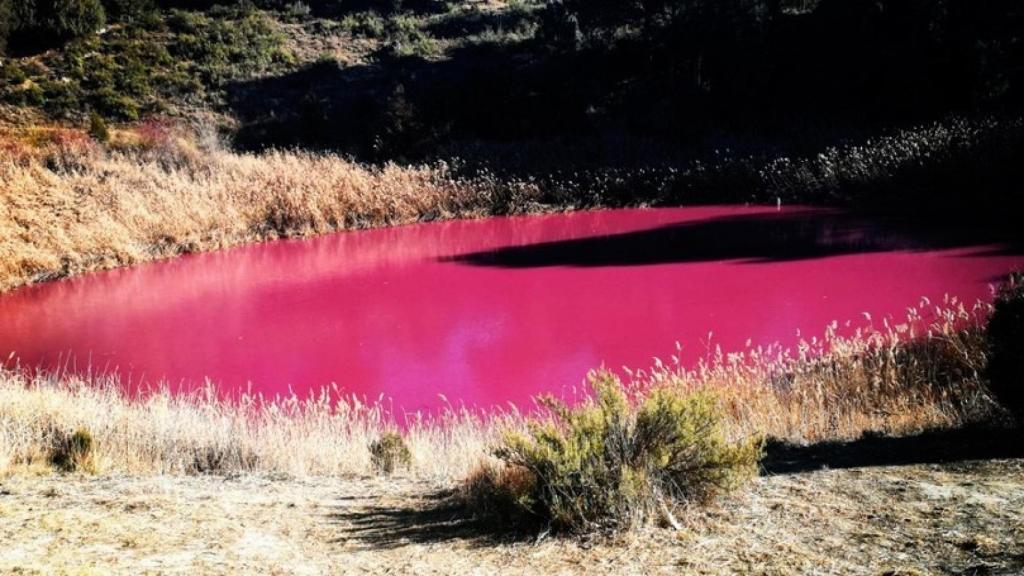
[369,432,413,475]
[50,428,99,474]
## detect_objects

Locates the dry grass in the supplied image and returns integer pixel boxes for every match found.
[640,295,997,444]
[0,370,505,479]
[0,122,537,293]
[0,299,997,480]
[1,460,1021,575]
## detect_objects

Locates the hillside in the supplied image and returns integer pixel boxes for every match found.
[2,0,1021,164]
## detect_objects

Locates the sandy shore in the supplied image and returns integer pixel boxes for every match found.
[2,459,1022,575]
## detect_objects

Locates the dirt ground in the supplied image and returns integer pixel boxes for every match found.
[1,456,1022,576]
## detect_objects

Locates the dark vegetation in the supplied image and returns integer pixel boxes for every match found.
[225,0,1024,159]
[3,0,1021,148]
[0,1,291,121]
[987,272,1024,421]
[3,0,1021,228]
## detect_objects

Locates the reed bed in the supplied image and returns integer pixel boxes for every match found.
[3,114,1019,293]
[0,298,996,479]
[0,123,534,293]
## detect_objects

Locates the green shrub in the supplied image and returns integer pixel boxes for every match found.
[93,86,139,120]
[382,15,439,58]
[369,432,412,475]
[0,60,27,85]
[2,82,44,106]
[43,0,107,38]
[0,0,13,55]
[340,11,386,39]
[103,0,156,23]
[987,272,1024,420]
[285,1,310,18]
[50,428,98,473]
[469,371,762,533]
[88,111,110,142]
[39,80,83,117]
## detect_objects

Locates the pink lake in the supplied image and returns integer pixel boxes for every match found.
[1,206,1021,412]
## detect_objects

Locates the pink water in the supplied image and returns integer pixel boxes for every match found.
[1,206,1021,412]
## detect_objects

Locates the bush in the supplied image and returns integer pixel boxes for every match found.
[285,1,310,18]
[88,111,110,141]
[103,0,156,23]
[340,11,386,38]
[382,14,439,58]
[42,0,107,38]
[987,272,1024,420]
[0,60,27,84]
[467,371,762,533]
[50,428,98,473]
[369,432,412,475]
[40,80,84,117]
[0,0,13,54]
[93,86,139,120]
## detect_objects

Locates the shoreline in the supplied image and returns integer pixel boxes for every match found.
[2,115,1020,294]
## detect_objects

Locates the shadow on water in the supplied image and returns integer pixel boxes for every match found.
[443,210,1024,269]
[762,424,1024,475]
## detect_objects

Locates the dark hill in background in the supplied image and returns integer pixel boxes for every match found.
[1,0,1023,225]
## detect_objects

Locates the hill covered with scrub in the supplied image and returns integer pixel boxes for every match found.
[1,0,1023,235]
[1,0,1022,164]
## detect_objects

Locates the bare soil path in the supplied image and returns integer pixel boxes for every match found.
[1,459,1022,575]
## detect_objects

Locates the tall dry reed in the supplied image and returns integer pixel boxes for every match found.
[0,124,534,292]
[0,299,996,479]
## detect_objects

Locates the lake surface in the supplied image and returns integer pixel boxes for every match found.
[1,206,1022,412]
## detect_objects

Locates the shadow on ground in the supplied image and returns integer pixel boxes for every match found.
[762,424,1024,475]
[326,488,522,550]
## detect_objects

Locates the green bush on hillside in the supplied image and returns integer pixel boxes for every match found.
[48,0,107,37]
[987,272,1024,420]
[465,371,762,533]
[88,111,110,141]
[340,11,386,38]
[0,0,12,54]
[105,0,157,23]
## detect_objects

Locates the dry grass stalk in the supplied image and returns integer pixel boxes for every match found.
[0,123,531,293]
[0,300,995,479]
